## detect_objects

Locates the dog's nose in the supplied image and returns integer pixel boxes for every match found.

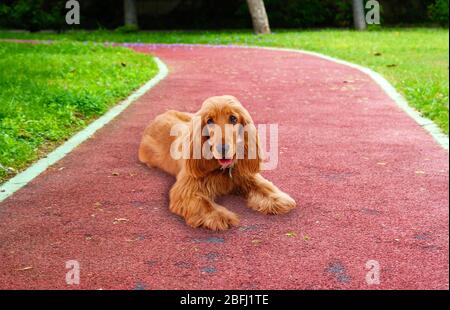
[216,144,230,158]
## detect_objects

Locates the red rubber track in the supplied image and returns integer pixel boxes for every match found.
[0,45,448,290]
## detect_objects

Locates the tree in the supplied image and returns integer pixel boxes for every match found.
[246,0,271,34]
[124,0,138,27]
[352,0,367,30]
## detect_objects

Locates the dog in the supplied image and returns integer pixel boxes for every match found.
[138,95,296,230]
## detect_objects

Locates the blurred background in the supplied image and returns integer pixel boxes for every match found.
[0,0,448,32]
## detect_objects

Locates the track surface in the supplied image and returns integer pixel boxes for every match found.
[0,45,448,290]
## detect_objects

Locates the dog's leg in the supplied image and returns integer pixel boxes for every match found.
[244,174,296,215]
[169,178,239,230]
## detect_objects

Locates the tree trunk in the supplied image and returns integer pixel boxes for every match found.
[352,0,367,30]
[246,0,271,34]
[124,0,138,27]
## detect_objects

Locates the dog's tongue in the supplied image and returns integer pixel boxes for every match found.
[218,159,233,168]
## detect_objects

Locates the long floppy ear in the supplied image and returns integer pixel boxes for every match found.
[184,115,216,178]
[235,106,261,175]
[185,157,210,179]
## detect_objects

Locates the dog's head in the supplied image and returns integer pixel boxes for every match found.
[186,95,261,178]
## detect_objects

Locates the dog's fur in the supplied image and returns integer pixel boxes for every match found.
[139,95,296,230]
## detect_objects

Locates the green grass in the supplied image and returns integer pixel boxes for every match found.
[0,42,158,183]
[1,28,447,136]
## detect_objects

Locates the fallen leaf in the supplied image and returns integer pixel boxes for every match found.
[285,232,297,238]
[113,218,129,224]
[252,239,262,245]
[93,202,104,212]
[16,266,33,271]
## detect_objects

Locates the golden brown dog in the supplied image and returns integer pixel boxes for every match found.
[138,95,296,230]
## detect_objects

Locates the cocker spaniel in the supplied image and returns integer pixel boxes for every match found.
[138,95,296,230]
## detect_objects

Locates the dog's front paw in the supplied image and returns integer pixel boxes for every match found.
[187,206,239,231]
[248,191,296,215]
[205,207,240,230]
[268,192,296,215]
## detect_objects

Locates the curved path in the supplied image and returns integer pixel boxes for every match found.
[0,45,448,289]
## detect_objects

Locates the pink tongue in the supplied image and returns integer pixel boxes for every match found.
[218,159,233,167]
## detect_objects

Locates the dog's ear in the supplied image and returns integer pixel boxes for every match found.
[184,115,216,178]
[185,157,209,179]
[235,106,261,175]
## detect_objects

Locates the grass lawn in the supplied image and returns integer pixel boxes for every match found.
[1,28,447,137]
[0,42,158,183]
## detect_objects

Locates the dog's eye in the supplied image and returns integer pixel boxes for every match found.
[229,115,238,124]
[206,118,214,125]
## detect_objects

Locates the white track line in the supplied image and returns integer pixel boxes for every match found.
[265,46,449,151]
[0,57,168,202]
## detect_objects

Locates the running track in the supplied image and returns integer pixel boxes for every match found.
[0,45,448,289]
